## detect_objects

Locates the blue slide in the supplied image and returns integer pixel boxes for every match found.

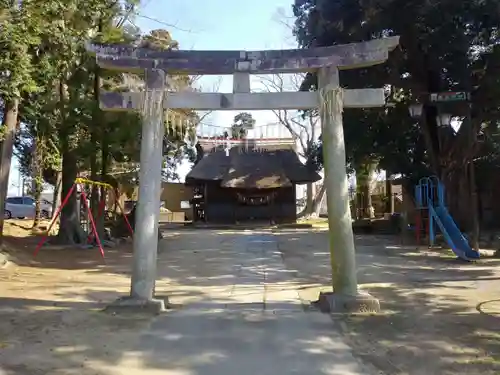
[428,203,480,261]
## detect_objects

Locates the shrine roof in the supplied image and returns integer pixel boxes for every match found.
[185,143,321,189]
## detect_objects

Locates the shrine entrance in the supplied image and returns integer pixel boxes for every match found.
[235,189,278,223]
[89,35,399,313]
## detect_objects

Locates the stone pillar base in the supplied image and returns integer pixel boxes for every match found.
[105,296,169,315]
[312,291,380,314]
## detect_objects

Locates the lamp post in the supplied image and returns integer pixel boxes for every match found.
[408,103,452,127]
[408,91,480,253]
[408,103,423,118]
[435,113,453,128]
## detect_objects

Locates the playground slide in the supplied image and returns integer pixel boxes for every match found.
[428,204,480,261]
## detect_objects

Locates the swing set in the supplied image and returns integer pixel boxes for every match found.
[34,178,134,258]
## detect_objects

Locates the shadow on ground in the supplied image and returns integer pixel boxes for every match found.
[276,230,500,375]
[2,228,366,375]
[0,290,368,374]
[2,228,500,374]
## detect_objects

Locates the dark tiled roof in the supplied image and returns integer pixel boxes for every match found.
[186,143,321,189]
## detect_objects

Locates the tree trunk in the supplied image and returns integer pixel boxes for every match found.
[364,183,373,218]
[356,176,367,219]
[90,44,102,235]
[297,182,326,218]
[385,173,394,214]
[0,98,19,244]
[310,183,327,216]
[305,182,314,216]
[89,135,99,230]
[32,135,44,228]
[443,167,469,231]
[446,160,481,250]
[356,162,376,219]
[92,25,105,241]
[98,128,110,240]
[52,171,62,214]
[32,179,42,228]
[355,190,362,220]
[55,81,85,244]
[469,160,480,251]
[56,147,85,244]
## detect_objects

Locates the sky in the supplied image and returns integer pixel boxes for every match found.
[8,0,299,195]
[132,0,299,179]
[136,0,298,132]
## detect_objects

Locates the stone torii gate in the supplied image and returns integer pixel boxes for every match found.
[88,36,399,313]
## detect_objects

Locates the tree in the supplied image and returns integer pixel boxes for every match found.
[293,0,500,230]
[16,103,62,228]
[0,0,43,241]
[258,73,325,217]
[22,0,143,244]
[230,112,255,139]
[4,1,196,245]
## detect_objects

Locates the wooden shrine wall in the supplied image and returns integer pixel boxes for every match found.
[203,183,297,224]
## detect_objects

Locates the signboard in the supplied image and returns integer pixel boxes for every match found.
[429,91,470,103]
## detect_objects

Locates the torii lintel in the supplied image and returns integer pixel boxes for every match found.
[86,36,399,75]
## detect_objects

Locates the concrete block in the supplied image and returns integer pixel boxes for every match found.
[105,296,169,315]
[313,291,380,314]
[233,72,251,93]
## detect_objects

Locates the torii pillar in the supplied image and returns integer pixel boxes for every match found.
[88,36,399,313]
[129,69,166,307]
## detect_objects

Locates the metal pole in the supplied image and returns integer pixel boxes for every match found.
[318,66,358,296]
[468,102,480,252]
[130,69,165,301]
[469,160,480,252]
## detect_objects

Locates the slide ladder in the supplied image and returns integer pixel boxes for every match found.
[415,177,479,261]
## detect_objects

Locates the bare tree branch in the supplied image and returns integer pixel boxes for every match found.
[271,7,299,48]
[256,73,319,157]
[190,75,222,129]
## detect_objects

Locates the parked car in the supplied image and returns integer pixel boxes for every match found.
[4,196,53,220]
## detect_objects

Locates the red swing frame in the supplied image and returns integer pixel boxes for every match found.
[33,178,134,258]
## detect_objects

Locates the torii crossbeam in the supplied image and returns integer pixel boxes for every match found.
[89,36,399,314]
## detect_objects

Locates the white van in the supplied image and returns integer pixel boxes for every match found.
[4,196,53,219]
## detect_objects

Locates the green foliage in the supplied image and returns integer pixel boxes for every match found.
[9,3,196,180]
[229,112,255,139]
[0,1,41,99]
[0,0,199,242]
[233,112,256,129]
[292,0,500,181]
[140,29,179,50]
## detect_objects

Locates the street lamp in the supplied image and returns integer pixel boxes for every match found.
[436,113,452,127]
[408,90,479,254]
[409,102,452,128]
[408,103,424,118]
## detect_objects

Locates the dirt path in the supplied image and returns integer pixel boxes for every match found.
[0,228,372,375]
[276,229,500,375]
[0,220,178,375]
[0,231,146,374]
[2,222,500,374]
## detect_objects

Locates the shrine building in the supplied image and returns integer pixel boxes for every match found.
[185,137,321,224]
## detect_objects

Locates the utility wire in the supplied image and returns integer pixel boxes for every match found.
[132,11,196,33]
